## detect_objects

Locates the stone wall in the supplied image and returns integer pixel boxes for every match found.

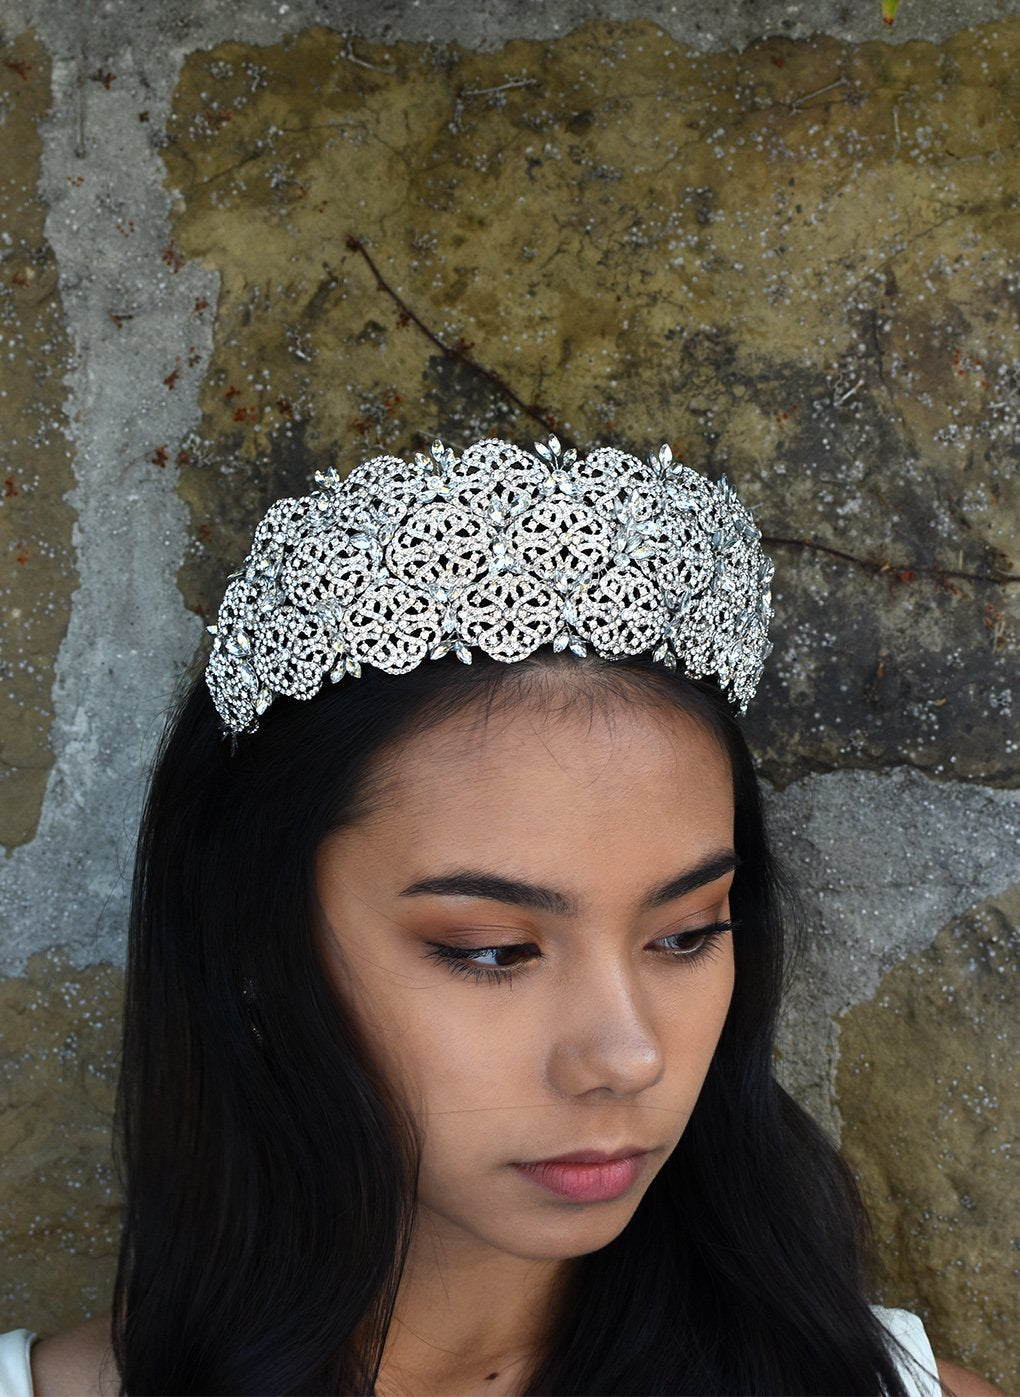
[1,1,1016,1386]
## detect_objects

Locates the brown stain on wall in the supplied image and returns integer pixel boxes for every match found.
[0,29,78,849]
[161,18,1019,788]
[0,949,122,1333]
[837,888,1020,1393]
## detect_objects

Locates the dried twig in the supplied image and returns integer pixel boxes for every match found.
[346,233,573,447]
[763,534,1018,587]
[345,234,1018,593]
[789,75,849,112]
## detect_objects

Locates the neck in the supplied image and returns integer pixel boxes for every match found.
[362,1243,581,1397]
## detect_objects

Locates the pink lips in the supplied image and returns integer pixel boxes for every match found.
[534,1147,647,1164]
[513,1151,650,1203]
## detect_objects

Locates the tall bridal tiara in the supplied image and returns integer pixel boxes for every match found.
[205,434,775,735]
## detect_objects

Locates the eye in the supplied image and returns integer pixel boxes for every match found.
[423,941,535,988]
[657,923,736,961]
[423,920,738,988]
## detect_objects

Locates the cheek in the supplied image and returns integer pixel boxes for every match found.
[668,943,735,1068]
[709,939,737,1031]
[363,980,528,1123]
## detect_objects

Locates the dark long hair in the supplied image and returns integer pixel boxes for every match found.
[111,644,916,1394]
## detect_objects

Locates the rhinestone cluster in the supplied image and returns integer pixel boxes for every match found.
[205,435,775,735]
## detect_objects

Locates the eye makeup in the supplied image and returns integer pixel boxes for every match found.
[422,919,739,988]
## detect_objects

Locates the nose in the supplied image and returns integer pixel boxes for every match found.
[543,956,665,1098]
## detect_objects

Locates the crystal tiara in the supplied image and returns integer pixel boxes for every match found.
[205,434,775,735]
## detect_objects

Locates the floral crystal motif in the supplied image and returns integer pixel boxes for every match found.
[205,435,775,735]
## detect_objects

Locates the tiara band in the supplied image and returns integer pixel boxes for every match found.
[205,434,774,735]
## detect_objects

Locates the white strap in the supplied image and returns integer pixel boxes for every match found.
[0,1329,37,1397]
[871,1305,942,1397]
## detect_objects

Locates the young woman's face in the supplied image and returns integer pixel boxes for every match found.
[315,689,736,1263]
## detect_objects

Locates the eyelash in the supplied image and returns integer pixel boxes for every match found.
[423,920,739,988]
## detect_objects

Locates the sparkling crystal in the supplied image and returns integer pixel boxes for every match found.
[204,436,773,732]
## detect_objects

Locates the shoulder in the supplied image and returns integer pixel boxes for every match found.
[28,1311,119,1397]
[935,1356,1006,1397]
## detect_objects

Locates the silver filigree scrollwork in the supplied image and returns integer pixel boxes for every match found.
[205,435,774,734]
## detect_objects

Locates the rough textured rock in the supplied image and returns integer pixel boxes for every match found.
[837,887,1019,1393]
[162,19,1019,790]
[0,28,77,848]
[0,950,122,1333]
[766,767,1020,1137]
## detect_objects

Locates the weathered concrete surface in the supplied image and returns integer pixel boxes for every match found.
[0,10,212,969]
[767,767,1020,1134]
[0,29,76,847]
[0,949,121,1335]
[4,0,1018,57]
[838,887,1020,1392]
[0,3,1016,1385]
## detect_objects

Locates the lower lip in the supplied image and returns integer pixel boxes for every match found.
[513,1154,648,1203]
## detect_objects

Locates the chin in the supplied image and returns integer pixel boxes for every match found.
[482,1204,644,1260]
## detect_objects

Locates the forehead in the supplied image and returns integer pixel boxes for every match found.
[341,694,734,886]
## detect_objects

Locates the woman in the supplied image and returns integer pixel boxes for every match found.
[2,436,1002,1395]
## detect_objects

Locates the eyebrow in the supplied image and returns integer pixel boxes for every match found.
[397,849,739,917]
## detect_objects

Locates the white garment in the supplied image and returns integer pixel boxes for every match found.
[0,1329,36,1397]
[0,1306,942,1396]
[872,1305,943,1397]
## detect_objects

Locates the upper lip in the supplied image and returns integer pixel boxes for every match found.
[521,1146,653,1165]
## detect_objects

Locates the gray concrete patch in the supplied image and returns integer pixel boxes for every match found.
[768,766,1020,1138]
[5,0,1020,57]
[0,14,211,972]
